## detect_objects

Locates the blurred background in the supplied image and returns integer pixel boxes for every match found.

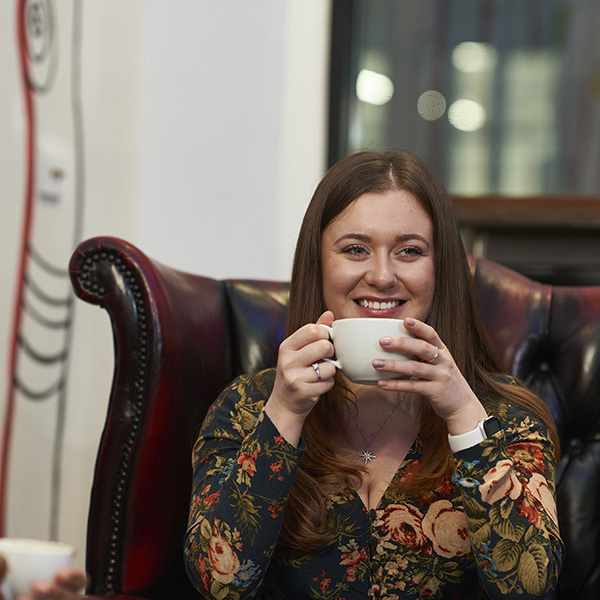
[0,0,598,572]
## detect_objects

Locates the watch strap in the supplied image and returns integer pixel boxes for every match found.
[448,416,500,453]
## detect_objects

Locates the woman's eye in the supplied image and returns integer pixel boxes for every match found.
[399,246,423,258]
[343,245,368,256]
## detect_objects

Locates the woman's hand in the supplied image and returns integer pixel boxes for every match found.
[373,317,487,435]
[264,311,337,446]
[23,566,86,599]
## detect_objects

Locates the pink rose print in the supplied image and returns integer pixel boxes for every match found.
[480,459,523,504]
[527,472,559,527]
[383,504,428,549]
[208,534,240,584]
[422,500,470,558]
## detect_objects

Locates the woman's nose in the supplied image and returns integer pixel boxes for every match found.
[364,257,397,289]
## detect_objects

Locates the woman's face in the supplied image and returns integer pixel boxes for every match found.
[321,189,435,322]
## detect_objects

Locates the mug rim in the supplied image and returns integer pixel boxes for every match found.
[331,317,404,327]
[0,537,74,555]
[332,317,405,323]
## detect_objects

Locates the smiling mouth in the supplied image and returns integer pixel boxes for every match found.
[356,299,404,310]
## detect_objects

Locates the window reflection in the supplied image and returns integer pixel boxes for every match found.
[333,0,600,195]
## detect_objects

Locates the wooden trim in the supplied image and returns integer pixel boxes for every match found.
[327,0,356,168]
[451,195,600,229]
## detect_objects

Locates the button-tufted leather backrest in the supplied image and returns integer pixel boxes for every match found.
[69,237,599,600]
[469,256,600,599]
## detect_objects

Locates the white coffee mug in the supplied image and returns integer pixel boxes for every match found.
[0,537,75,599]
[320,318,413,385]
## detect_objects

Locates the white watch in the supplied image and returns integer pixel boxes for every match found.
[447,416,501,453]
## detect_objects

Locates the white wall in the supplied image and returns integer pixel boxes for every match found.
[0,0,331,573]
[137,1,329,280]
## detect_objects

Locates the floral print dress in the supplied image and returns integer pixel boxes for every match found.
[184,369,563,600]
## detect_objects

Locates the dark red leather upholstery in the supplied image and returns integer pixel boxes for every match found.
[69,236,600,599]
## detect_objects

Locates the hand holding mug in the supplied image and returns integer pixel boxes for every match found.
[265,311,337,445]
[372,318,487,434]
[26,566,86,599]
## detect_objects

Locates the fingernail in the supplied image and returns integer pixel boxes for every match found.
[380,337,392,346]
[373,359,386,368]
[405,317,416,326]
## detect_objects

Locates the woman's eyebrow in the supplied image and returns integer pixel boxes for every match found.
[333,232,431,247]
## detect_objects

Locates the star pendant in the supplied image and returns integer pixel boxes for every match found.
[360,449,376,464]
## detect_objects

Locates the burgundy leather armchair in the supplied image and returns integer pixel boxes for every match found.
[69,236,600,600]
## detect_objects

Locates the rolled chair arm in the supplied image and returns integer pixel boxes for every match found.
[69,237,228,599]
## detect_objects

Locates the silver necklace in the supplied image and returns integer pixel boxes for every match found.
[353,399,401,464]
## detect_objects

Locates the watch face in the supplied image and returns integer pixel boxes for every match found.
[483,416,501,437]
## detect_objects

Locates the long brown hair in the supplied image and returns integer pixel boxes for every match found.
[277,150,559,553]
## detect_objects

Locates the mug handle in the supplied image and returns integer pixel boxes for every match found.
[318,324,342,369]
[322,357,342,369]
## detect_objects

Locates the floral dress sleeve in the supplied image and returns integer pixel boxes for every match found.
[184,369,303,600]
[452,379,564,599]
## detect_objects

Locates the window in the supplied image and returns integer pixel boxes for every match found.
[329,0,600,196]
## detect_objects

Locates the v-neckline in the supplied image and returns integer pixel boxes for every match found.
[353,434,421,512]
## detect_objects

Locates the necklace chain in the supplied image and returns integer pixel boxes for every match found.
[353,397,402,464]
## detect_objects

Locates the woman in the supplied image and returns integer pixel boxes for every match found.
[184,151,563,599]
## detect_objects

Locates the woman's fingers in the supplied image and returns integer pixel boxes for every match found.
[377,317,446,367]
[278,312,336,383]
[372,319,486,428]
[316,310,334,327]
[54,567,88,592]
[266,313,338,444]
[27,568,87,599]
[279,337,334,378]
[270,312,337,412]
[284,313,333,352]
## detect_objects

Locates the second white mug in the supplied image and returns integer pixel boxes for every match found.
[0,537,75,600]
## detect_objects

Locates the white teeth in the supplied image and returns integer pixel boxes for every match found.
[358,299,401,310]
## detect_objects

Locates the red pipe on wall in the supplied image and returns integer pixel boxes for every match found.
[0,0,38,535]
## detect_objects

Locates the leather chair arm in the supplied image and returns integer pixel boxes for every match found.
[69,237,223,598]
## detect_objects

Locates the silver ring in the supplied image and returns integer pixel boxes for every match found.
[311,362,321,381]
[428,347,439,363]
